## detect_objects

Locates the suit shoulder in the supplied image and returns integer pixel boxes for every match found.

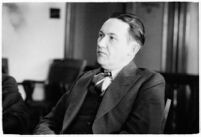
[138,68,165,84]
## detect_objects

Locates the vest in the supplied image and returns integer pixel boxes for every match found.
[63,83,103,134]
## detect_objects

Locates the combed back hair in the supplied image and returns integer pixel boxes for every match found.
[110,13,145,46]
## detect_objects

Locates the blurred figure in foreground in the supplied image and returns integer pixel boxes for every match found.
[2,74,30,134]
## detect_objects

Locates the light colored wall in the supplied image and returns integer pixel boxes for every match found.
[2,3,66,82]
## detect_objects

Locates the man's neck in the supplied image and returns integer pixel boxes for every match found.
[105,59,133,80]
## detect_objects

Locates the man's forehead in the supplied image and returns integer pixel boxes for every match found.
[100,18,129,35]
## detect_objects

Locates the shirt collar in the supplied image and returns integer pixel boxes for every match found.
[110,68,122,80]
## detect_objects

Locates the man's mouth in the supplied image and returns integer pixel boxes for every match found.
[97,50,107,56]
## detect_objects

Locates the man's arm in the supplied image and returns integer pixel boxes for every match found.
[34,92,70,134]
[34,71,90,134]
[120,73,165,134]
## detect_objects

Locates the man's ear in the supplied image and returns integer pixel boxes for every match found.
[129,41,141,58]
[133,43,141,55]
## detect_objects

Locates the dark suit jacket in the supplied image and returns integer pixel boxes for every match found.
[2,74,30,134]
[34,61,165,134]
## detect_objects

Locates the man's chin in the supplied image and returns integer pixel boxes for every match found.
[97,59,108,68]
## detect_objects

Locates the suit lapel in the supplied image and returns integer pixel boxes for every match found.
[93,61,142,133]
[61,69,100,132]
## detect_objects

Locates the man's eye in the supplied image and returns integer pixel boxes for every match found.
[109,36,115,40]
[98,33,104,38]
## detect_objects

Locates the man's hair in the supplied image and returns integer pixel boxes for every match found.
[110,13,145,46]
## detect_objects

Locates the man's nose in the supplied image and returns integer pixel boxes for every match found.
[97,37,107,48]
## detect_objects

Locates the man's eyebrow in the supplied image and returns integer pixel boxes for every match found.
[99,31,117,36]
[99,30,118,38]
[108,33,117,36]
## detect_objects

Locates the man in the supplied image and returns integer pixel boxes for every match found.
[2,74,30,134]
[34,13,165,134]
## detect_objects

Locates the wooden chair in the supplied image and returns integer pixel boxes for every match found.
[45,59,87,107]
[2,58,9,74]
[20,58,87,107]
[161,98,172,133]
[160,72,199,133]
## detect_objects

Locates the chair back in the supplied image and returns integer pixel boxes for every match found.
[2,58,9,74]
[48,59,87,84]
[45,58,87,106]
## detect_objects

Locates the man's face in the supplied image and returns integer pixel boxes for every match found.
[97,18,134,70]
